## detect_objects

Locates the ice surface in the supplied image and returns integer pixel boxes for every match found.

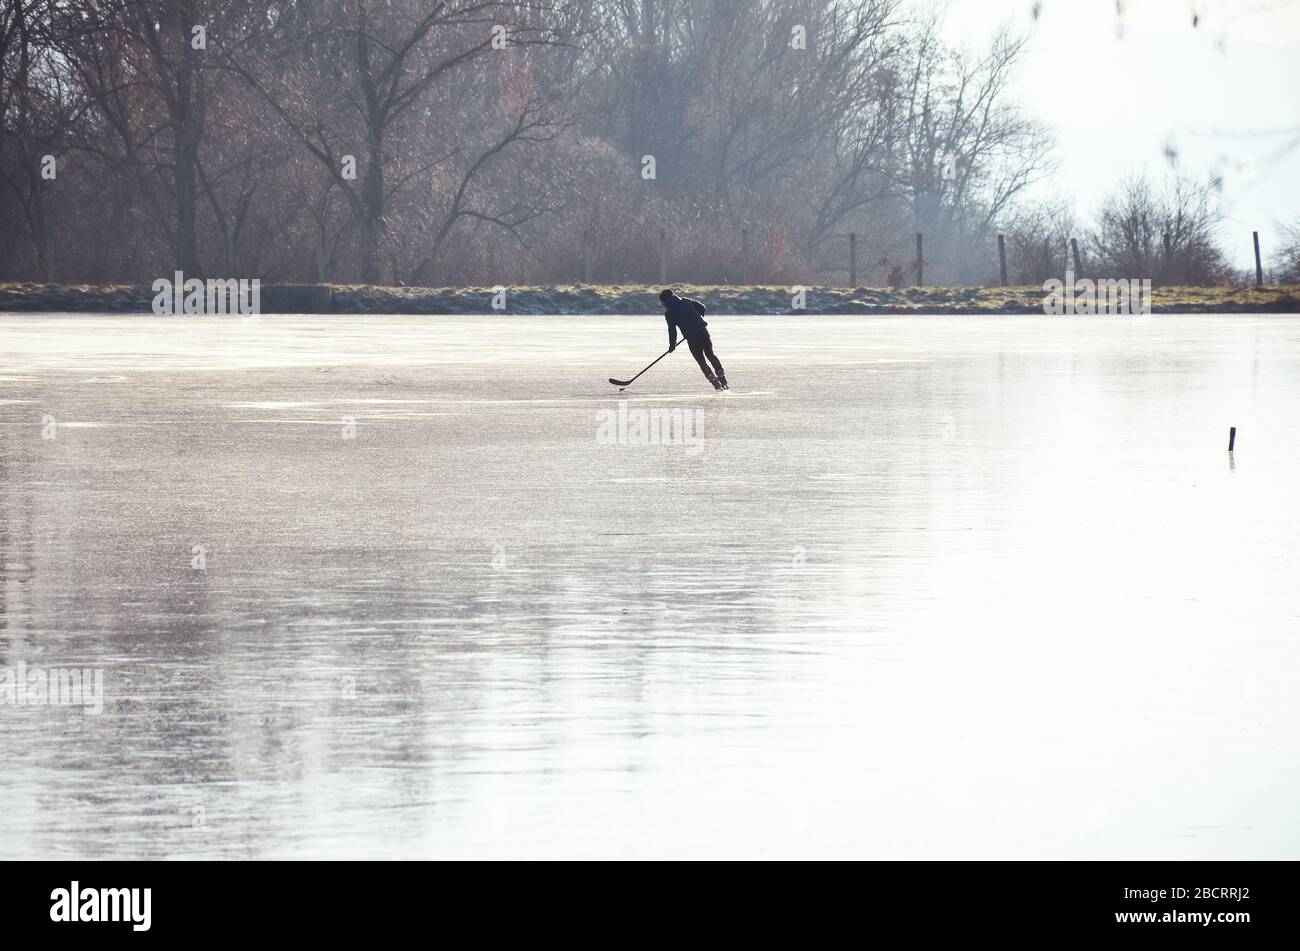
[1,313,1298,859]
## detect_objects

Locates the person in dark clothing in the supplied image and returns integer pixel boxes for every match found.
[660,288,728,390]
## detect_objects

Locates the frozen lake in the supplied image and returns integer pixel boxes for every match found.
[1,313,1298,859]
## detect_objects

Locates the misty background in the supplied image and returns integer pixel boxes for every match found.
[2,0,1298,288]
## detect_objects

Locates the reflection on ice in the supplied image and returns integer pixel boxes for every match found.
[1,314,1298,859]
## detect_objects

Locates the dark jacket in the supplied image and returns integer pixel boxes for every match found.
[663,295,708,349]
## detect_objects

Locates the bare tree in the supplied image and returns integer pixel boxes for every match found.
[1274,221,1300,284]
[1088,174,1230,284]
[231,0,580,283]
[893,23,1053,282]
[6,0,1224,289]
[1002,198,1076,284]
[0,0,83,279]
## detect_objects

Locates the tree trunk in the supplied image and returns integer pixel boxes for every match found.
[171,12,201,275]
[360,129,385,284]
[174,135,199,274]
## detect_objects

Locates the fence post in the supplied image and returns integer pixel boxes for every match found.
[915,232,924,286]
[849,232,857,287]
[659,227,667,284]
[997,234,1007,286]
[1253,231,1264,286]
[1070,237,1082,276]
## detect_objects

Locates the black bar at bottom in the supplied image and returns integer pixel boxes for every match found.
[2,860,1291,940]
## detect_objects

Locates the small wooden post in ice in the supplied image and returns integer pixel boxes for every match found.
[997,234,1008,286]
[1229,426,1237,452]
[1253,232,1264,287]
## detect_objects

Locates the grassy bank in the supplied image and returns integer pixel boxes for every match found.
[2,281,1298,315]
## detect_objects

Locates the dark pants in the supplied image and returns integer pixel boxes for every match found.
[684,329,724,380]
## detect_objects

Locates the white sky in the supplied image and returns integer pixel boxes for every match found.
[932,0,1300,270]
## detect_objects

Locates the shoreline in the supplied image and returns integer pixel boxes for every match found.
[2,281,1298,315]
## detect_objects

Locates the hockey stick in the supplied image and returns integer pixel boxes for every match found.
[608,341,684,389]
